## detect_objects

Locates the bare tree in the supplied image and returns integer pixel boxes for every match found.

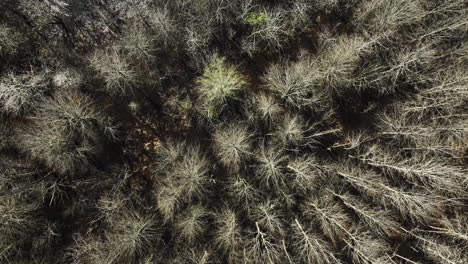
[175,204,207,244]
[248,93,284,125]
[331,191,401,239]
[242,222,284,264]
[119,29,156,63]
[255,144,288,188]
[212,123,252,172]
[156,143,210,220]
[0,25,24,57]
[360,145,466,195]
[105,212,160,264]
[144,6,179,48]
[302,193,352,245]
[0,197,44,262]
[403,228,468,264]
[272,113,305,147]
[286,155,323,191]
[353,0,427,39]
[333,164,446,224]
[15,91,116,174]
[228,174,259,209]
[0,72,49,116]
[214,208,241,259]
[263,56,326,109]
[343,227,394,264]
[240,6,286,56]
[250,201,285,236]
[90,48,140,96]
[65,235,106,264]
[291,218,343,264]
[314,36,369,94]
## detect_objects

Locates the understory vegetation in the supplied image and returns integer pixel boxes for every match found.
[0,0,467,263]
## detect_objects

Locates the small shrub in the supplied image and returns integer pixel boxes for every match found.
[245,12,267,26]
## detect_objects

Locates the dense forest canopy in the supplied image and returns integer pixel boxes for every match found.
[0,0,467,263]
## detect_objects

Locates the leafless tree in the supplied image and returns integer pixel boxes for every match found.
[175,204,207,244]
[291,218,343,264]
[0,71,49,116]
[213,123,252,172]
[302,193,352,245]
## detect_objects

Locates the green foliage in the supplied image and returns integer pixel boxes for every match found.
[241,8,286,55]
[245,12,267,25]
[195,55,247,119]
